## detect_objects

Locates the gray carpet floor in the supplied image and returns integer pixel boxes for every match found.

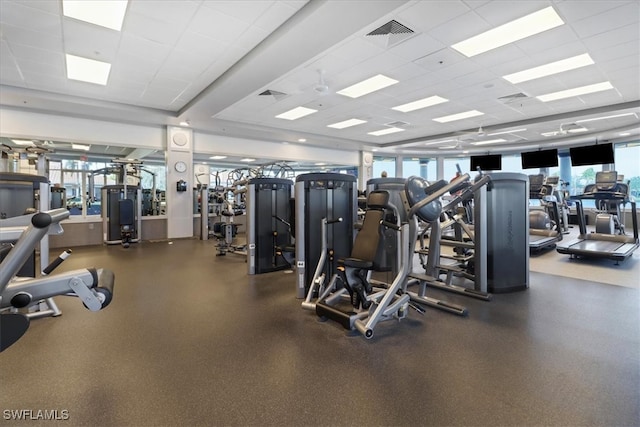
[1,238,639,427]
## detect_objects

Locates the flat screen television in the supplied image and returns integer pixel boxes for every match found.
[470,154,502,171]
[569,143,614,166]
[521,148,559,169]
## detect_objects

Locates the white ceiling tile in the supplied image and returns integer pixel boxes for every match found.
[202,1,275,25]
[173,31,228,62]
[386,33,446,62]
[429,10,490,45]
[0,1,60,34]
[188,6,251,43]
[118,33,172,63]
[590,40,639,63]
[5,0,60,15]
[332,37,386,65]
[396,1,470,32]
[63,19,121,62]
[570,2,640,38]
[252,1,300,33]
[14,55,65,79]
[0,65,24,85]
[413,47,467,72]
[582,23,640,52]
[555,1,631,23]
[0,24,63,52]
[125,0,200,29]
[513,25,579,56]
[125,10,186,46]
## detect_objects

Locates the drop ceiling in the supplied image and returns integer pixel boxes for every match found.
[0,0,638,160]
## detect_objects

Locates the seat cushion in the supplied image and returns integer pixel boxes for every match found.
[340,258,373,269]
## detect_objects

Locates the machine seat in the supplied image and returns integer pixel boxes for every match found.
[340,258,373,269]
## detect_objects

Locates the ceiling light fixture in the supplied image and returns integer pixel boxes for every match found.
[297,138,307,142]
[275,106,317,120]
[619,132,631,137]
[469,138,507,146]
[179,120,190,127]
[337,74,398,98]
[71,143,91,150]
[536,81,614,102]
[241,158,256,162]
[62,0,128,31]
[424,139,456,146]
[392,95,448,112]
[367,127,405,136]
[451,6,564,57]
[327,118,367,129]
[503,54,594,84]
[576,112,637,123]
[11,139,34,146]
[433,110,484,123]
[65,54,111,85]
[209,155,227,160]
[487,128,527,136]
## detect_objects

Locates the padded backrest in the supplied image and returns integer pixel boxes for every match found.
[350,208,384,267]
[595,171,617,191]
[119,199,134,226]
[366,190,390,209]
[529,174,546,197]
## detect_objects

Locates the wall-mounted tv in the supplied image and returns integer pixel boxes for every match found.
[569,143,614,166]
[521,148,559,169]
[470,154,502,171]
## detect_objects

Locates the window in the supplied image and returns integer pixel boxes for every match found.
[403,157,436,181]
[501,154,525,174]
[443,157,470,181]
[614,142,640,199]
[373,156,396,178]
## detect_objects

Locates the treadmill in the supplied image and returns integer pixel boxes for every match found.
[528,174,562,252]
[556,171,638,263]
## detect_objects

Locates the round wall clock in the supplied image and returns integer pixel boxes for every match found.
[174,161,187,173]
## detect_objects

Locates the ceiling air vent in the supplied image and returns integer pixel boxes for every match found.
[498,92,530,104]
[259,90,288,100]
[385,120,409,128]
[366,20,415,48]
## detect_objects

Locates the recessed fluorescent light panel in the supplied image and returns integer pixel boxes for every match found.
[11,139,34,146]
[337,74,398,98]
[209,155,227,160]
[425,139,456,146]
[241,158,256,162]
[368,127,405,136]
[62,0,128,31]
[487,128,527,136]
[65,54,111,85]
[275,106,317,120]
[433,110,484,123]
[536,81,614,102]
[503,54,594,84]
[72,143,91,150]
[452,6,564,57]
[576,112,637,123]
[327,118,367,129]
[392,95,449,112]
[470,138,506,146]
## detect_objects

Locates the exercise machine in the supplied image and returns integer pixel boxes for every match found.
[96,159,143,247]
[557,171,638,264]
[528,174,563,253]
[246,177,293,274]
[295,173,357,298]
[1,209,115,352]
[311,190,412,338]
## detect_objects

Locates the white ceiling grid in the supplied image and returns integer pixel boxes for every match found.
[0,0,638,162]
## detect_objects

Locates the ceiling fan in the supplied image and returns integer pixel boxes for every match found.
[312,69,330,95]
